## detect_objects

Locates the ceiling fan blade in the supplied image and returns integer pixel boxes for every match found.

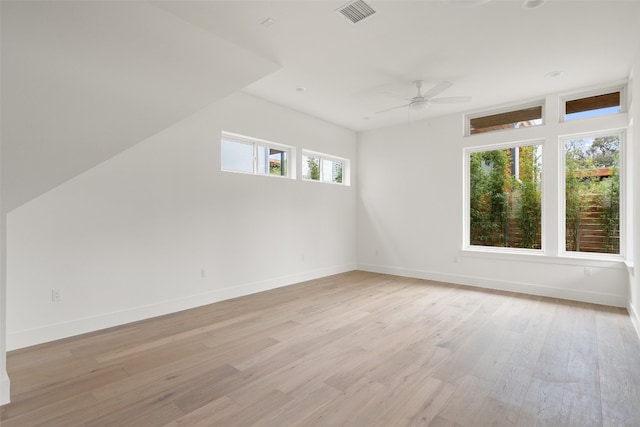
[375,104,410,114]
[430,96,472,104]
[423,81,453,99]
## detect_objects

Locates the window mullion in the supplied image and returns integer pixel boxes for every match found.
[253,143,258,174]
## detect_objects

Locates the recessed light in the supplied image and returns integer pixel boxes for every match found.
[260,18,274,27]
[295,87,306,93]
[544,70,564,79]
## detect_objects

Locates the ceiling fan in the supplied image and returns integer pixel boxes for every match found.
[376,80,471,114]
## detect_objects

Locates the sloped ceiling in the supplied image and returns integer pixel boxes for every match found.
[1,1,280,213]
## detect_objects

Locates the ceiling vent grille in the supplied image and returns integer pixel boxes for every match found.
[336,0,376,24]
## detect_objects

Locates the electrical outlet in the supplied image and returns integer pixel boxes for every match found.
[51,289,62,302]
[200,268,208,278]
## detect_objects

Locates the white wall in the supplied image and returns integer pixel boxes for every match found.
[357,91,630,308]
[6,92,357,350]
[630,48,640,336]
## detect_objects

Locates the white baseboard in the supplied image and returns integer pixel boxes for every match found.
[357,263,628,308]
[0,370,9,405]
[629,302,640,340]
[7,264,356,351]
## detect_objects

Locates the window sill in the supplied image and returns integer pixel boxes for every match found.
[221,169,293,179]
[301,178,349,187]
[625,260,635,275]
[460,247,627,270]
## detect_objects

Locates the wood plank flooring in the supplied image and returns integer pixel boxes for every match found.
[2,271,640,426]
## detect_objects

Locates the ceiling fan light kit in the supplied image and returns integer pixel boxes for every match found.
[410,100,429,112]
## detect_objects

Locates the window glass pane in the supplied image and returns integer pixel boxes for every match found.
[319,159,344,183]
[565,92,621,121]
[321,159,334,183]
[565,106,620,121]
[469,106,543,135]
[221,139,253,173]
[565,134,620,254]
[257,145,268,175]
[302,155,320,180]
[469,144,542,249]
[270,148,287,176]
[333,161,344,184]
[256,146,287,176]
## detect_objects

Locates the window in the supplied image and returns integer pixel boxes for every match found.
[467,143,542,249]
[221,132,292,178]
[464,83,628,261]
[466,103,543,135]
[563,89,622,121]
[563,131,623,255]
[302,151,347,185]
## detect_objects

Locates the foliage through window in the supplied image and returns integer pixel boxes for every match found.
[221,132,291,178]
[302,151,346,184]
[468,144,542,249]
[564,132,621,254]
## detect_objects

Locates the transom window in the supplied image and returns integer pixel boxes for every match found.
[221,131,293,178]
[466,102,544,136]
[562,88,623,121]
[302,150,348,185]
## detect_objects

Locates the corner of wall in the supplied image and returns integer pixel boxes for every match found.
[0,371,10,405]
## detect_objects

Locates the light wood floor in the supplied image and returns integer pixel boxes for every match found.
[2,271,640,426]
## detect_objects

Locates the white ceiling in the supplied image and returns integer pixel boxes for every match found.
[157,0,640,132]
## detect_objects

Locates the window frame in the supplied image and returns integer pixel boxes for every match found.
[463,139,545,254]
[560,85,625,123]
[221,131,295,179]
[558,129,626,260]
[301,149,350,186]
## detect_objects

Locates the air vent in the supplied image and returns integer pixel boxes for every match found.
[336,0,376,24]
